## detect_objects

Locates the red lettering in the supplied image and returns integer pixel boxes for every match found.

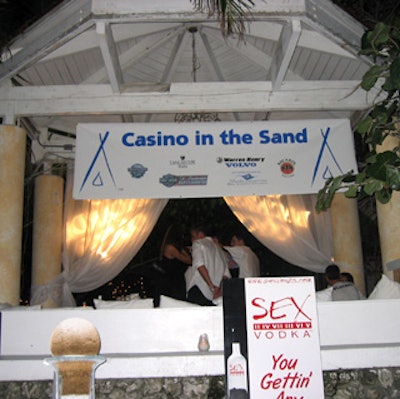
[270,298,292,320]
[260,373,282,389]
[251,296,312,321]
[291,295,312,321]
[251,297,268,320]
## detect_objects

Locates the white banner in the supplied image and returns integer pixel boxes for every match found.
[73,120,357,199]
[244,277,324,399]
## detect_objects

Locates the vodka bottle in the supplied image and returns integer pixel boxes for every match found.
[227,338,248,399]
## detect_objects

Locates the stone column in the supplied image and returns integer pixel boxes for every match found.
[330,193,366,294]
[0,125,26,306]
[31,174,64,308]
[376,134,400,282]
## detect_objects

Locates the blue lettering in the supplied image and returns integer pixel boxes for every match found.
[162,134,174,146]
[282,132,294,143]
[259,128,308,144]
[122,132,135,146]
[243,133,253,144]
[259,130,270,144]
[272,133,283,143]
[135,135,147,146]
[147,135,156,146]
[297,128,308,143]
[121,131,189,146]
[226,162,256,168]
[220,129,253,145]
[176,135,189,145]
[156,131,162,145]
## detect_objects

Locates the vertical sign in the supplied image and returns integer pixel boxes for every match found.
[223,279,249,399]
[223,277,324,399]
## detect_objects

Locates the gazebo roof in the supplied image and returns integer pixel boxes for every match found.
[0,0,374,161]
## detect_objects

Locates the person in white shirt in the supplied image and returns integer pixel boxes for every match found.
[325,264,363,301]
[225,233,260,278]
[187,224,231,306]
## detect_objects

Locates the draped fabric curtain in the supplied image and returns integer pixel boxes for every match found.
[31,168,168,307]
[224,194,333,273]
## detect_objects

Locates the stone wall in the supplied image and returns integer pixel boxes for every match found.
[1,368,400,399]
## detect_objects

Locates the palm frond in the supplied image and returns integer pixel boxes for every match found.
[191,0,255,38]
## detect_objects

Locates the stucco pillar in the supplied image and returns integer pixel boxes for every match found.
[330,193,366,294]
[31,174,64,308]
[376,134,400,282]
[0,125,26,306]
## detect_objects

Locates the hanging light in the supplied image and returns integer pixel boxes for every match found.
[175,26,220,123]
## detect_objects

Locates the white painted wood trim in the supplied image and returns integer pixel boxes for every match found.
[0,81,378,119]
[1,299,399,381]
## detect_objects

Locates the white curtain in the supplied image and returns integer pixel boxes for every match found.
[31,169,168,307]
[224,194,333,273]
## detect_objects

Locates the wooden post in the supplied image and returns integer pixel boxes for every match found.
[330,193,366,294]
[376,134,400,282]
[31,174,64,308]
[0,125,26,305]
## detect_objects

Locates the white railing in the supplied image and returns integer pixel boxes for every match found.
[1,299,400,381]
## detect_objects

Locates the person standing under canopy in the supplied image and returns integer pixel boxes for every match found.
[325,264,363,301]
[224,233,260,278]
[157,224,192,301]
[187,223,230,306]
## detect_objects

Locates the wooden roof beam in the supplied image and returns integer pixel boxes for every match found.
[161,30,189,83]
[0,0,93,84]
[269,20,302,90]
[96,22,124,93]
[198,29,240,121]
[83,26,185,84]
[0,81,378,117]
[203,27,271,72]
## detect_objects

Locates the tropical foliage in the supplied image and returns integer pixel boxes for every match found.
[189,1,400,212]
[316,22,400,211]
[190,0,254,38]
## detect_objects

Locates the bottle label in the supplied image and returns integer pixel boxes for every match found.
[229,362,246,378]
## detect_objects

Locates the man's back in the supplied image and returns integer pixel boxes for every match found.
[188,236,229,300]
[225,245,260,278]
[332,281,362,301]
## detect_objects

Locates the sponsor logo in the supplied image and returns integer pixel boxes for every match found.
[247,278,315,340]
[127,163,148,178]
[217,156,265,168]
[242,174,255,181]
[159,174,208,188]
[311,126,344,186]
[227,171,267,186]
[278,159,295,177]
[169,155,195,169]
[78,131,118,192]
[229,363,246,376]
[250,293,313,340]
